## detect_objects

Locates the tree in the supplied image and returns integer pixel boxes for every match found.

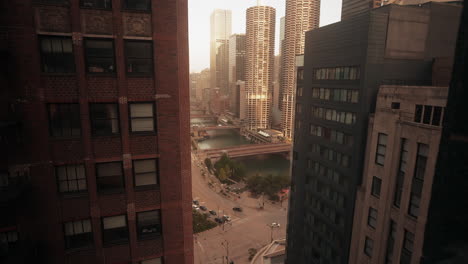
[218,168,227,182]
[204,158,213,172]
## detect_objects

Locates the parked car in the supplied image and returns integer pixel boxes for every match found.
[199,205,207,211]
[214,217,225,224]
[209,210,217,216]
[192,204,199,210]
[222,215,231,222]
[193,200,199,205]
[232,207,243,212]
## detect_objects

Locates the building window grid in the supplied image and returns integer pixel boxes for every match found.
[375,133,388,166]
[125,40,153,75]
[310,143,351,168]
[133,159,158,188]
[102,215,129,245]
[136,210,162,240]
[367,207,378,229]
[39,36,75,73]
[408,143,429,218]
[309,124,353,147]
[313,66,360,80]
[64,219,93,249]
[80,0,111,9]
[90,103,120,136]
[384,220,397,264]
[393,139,408,208]
[414,104,444,126]
[48,104,81,137]
[400,230,414,264]
[123,0,151,11]
[56,164,87,193]
[311,106,357,125]
[364,236,374,257]
[85,39,116,73]
[96,162,124,193]
[311,88,359,103]
[129,103,156,133]
[371,176,382,197]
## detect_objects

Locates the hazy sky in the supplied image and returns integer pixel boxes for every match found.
[188,0,342,73]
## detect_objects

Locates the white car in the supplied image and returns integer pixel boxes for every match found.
[222,215,231,221]
[192,205,199,210]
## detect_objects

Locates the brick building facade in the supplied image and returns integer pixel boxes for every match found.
[0,0,193,263]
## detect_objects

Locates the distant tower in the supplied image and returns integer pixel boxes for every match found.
[245,5,276,130]
[210,9,232,95]
[341,0,385,20]
[280,0,321,139]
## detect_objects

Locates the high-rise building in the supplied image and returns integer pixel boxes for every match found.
[210,9,232,95]
[278,16,286,112]
[245,5,276,131]
[348,85,448,264]
[286,2,461,264]
[0,1,193,263]
[422,1,468,262]
[280,0,321,140]
[229,34,246,116]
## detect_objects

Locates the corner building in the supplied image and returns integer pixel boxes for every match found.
[0,0,193,263]
[286,2,461,264]
[245,5,276,131]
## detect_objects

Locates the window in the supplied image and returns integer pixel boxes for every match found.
[414,105,423,123]
[432,106,443,126]
[391,102,400,109]
[123,0,151,11]
[81,0,111,8]
[130,103,155,132]
[391,140,406,208]
[296,104,302,114]
[134,159,158,187]
[414,105,444,126]
[96,162,124,192]
[102,215,128,244]
[375,133,387,165]
[125,41,153,75]
[85,39,115,73]
[371,176,381,197]
[141,258,162,264]
[37,0,69,4]
[400,230,414,264]
[48,104,81,137]
[40,36,75,73]
[137,210,162,239]
[0,230,18,253]
[367,208,378,229]
[64,219,93,249]
[56,165,87,193]
[408,144,429,218]
[364,237,373,257]
[422,105,433,124]
[90,104,120,136]
[385,221,397,264]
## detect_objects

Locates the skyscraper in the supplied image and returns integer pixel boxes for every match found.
[278,16,286,112]
[286,2,461,263]
[280,0,321,140]
[245,5,276,131]
[210,9,232,95]
[229,34,246,116]
[0,0,193,263]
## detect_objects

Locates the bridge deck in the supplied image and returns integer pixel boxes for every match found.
[204,143,291,158]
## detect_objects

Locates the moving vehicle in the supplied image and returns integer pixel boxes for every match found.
[232,207,243,212]
[199,205,207,211]
[222,215,231,222]
[209,210,217,216]
[192,204,199,210]
[214,217,225,224]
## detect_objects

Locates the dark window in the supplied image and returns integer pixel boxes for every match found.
[134,159,158,187]
[40,36,75,73]
[129,103,155,132]
[140,259,162,264]
[0,230,18,253]
[102,215,128,244]
[123,0,151,11]
[37,0,69,4]
[364,237,373,257]
[90,104,120,135]
[385,221,397,264]
[375,133,387,165]
[408,144,429,218]
[56,165,87,193]
[48,104,81,137]
[414,105,423,123]
[64,219,93,249]
[81,0,111,9]
[85,39,115,73]
[297,68,304,81]
[400,230,414,264]
[423,105,433,124]
[367,208,378,229]
[137,210,161,239]
[125,41,153,75]
[96,162,124,192]
[432,106,443,126]
[371,176,381,197]
[393,139,408,207]
[391,102,400,109]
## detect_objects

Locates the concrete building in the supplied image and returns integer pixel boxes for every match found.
[278,16,286,112]
[210,9,232,95]
[349,85,447,264]
[280,0,321,140]
[286,2,461,264]
[422,2,468,262]
[245,5,276,131]
[0,0,193,263]
[229,34,246,115]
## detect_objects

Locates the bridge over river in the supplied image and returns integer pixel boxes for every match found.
[204,143,292,159]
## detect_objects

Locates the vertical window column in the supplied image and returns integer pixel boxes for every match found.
[393,139,408,207]
[408,144,429,218]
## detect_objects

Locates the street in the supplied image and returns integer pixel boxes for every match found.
[191,152,288,264]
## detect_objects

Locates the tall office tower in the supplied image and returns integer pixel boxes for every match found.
[0,0,193,263]
[280,0,320,140]
[245,5,276,131]
[210,9,232,96]
[286,2,461,264]
[423,1,468,263]
[229,34,246,117]
[278,16,286,111]
[349,85,448,264]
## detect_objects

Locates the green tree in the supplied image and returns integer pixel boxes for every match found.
[204,158,213,172]
[218,168,227,181]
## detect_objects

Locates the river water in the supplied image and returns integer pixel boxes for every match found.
[195,127,291,178]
